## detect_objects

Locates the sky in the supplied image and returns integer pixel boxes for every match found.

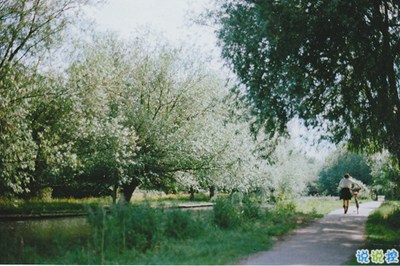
[84,0,221,65]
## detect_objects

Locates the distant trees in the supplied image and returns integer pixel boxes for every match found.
[317,146,400,199]
[318,147,372,195]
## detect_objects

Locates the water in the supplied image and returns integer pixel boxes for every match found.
[0,216,89,238]
[0,217,90,263]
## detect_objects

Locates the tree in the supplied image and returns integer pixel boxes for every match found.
[0,0,89,72]
[25,73,82,197]
[66,35,140,202]
[319,146,372,195]
[0,0,91,195]
[368,151,400,199]
[211,0,400,168]
[67,34,233,202]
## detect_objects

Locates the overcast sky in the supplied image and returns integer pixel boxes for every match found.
[84,0,221,63]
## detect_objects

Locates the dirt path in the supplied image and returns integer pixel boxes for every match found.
[238,201,383,265]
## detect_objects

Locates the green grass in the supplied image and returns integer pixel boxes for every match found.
[0,195,343,264]
[365,201,400,244]
[347,201,400,265]
[0,197,107,215]
[295,196,339,216]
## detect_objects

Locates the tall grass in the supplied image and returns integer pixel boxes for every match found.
[295,196,340,216]
[365,201,400,245]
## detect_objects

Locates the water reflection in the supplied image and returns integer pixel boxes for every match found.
[0,217,90,263]
[0,216,89,237]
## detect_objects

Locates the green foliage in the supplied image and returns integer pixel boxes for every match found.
[213,196,242,228]
[0,0,325,210]
[65,34,244,201]
[275,198,296,214]
[368,151,400,199]
[87,203,162,255]
[0,68,39,196]
[213,193,264,228]
[0,0,92,196]
[0,216,91,264]
[0,0,90,196]
[164,209,205,239]
[242,193,263,219]
[0,198,102,215]
[212,0,400,166]
[319,150,372,195]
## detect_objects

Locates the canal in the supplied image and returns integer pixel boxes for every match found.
[0,216,90,263]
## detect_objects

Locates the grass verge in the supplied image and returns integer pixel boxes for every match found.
[347,201,400,265]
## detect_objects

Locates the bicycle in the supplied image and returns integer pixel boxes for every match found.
[352,187,361,214]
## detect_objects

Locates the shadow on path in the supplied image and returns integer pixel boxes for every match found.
[238,201,382,265]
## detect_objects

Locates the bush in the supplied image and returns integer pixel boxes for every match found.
[242,194,262,220]
[213,197,242,229]
[213,193,264,229]
[386,208,400,228]
[88,203,163,254]
[37,187,53,200]
[87,202,210,260]
[165,209,205,239]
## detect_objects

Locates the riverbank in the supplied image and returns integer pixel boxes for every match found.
[0,198,215,221]
[0,196,340,264]
[0,193,214,220]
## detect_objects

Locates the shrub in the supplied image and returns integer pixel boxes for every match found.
[242,194,262,220]
[213,197,242,229]
[37,187,53,200]
[213,193,264,228]
[165,209,205,239]
[123,205,162,251]
[386,208,400,228]
[88,203,163,255]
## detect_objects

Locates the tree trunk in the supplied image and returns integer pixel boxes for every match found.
[209,186,215,199]
[396,152,400,199]
[111,183,118,203]
[189,186,195,201]
[121,178,140,203]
